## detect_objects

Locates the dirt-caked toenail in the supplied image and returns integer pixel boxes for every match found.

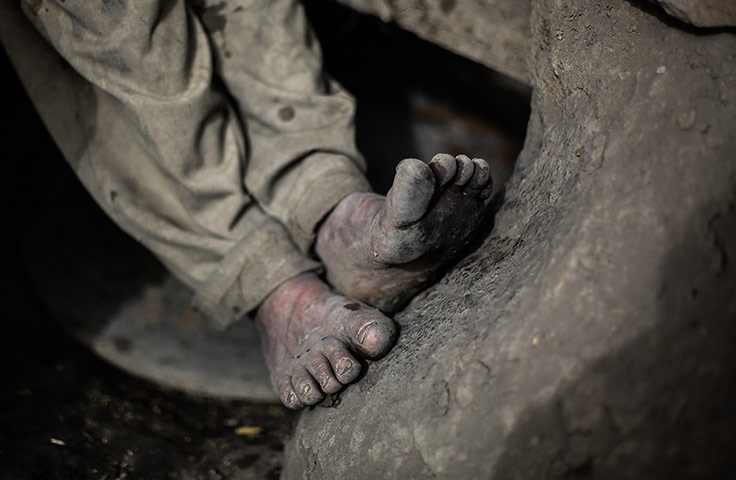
[301,384,311,395]
[357,321,378,345]
[320,374,331,388]
[336,359,352,375]
[286,392,296,405]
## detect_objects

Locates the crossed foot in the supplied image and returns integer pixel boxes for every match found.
[255,154,493,409]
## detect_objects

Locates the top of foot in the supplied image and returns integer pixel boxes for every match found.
[255,273,397,409]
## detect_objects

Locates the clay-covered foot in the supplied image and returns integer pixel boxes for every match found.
[316,153,493,313]
[254,273,397,410]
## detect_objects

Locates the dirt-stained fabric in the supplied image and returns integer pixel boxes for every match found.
[0,0,372,327]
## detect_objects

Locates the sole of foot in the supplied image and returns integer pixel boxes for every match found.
[316,153,493,313]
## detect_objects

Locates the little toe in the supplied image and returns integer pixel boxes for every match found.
[385,158,436,227]
[465,158,492,198]
[349,313,397,360]
[450,154,476,191]
[292,369,324,405]
[429,153,457,188]
[324,339,361,384]
[276,377,303,410]
[307,353,342,394]
[479,181,495,201]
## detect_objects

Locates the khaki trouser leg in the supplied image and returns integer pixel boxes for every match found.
[0,0,371,327]
[191,0,372,252]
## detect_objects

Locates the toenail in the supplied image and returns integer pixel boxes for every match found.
[320,375,331,388]
[286,392,296,405]
[301,384,311,396]
[357,321,378,345]
[336,359,352,375]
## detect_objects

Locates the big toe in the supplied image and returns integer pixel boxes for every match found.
[349,312,398,359]
[385,158,436,227]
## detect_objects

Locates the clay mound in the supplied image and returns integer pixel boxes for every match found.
[283,1,736,478]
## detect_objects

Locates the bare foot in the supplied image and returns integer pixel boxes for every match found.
[254,273,397,409]
[316,154,493,313]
